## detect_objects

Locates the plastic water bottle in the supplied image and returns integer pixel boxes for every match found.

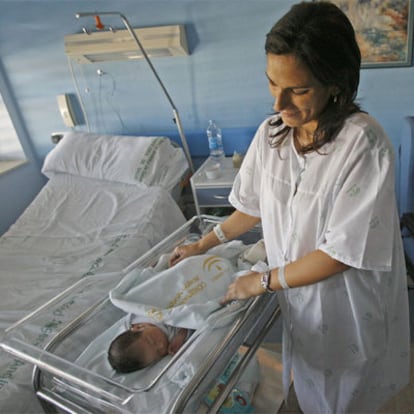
[206,120,225,164]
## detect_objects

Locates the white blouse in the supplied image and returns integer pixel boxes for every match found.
[229,113,410,413]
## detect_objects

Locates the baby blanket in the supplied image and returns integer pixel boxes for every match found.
[109,254,237,329]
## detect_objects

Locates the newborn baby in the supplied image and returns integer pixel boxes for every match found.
[108,318,191,373]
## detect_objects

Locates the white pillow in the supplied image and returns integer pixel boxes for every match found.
[42,131,189,191]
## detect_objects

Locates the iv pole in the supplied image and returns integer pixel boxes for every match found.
[75,11,194,173]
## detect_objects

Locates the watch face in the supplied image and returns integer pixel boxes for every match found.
[260,272,269,292]
[261,271,275,293]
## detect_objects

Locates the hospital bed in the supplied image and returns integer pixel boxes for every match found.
[1,215,284,414]
[0,130,189,413]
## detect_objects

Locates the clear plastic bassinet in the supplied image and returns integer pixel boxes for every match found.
[1,215,282,414]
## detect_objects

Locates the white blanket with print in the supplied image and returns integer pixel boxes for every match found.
[110,254,238,329]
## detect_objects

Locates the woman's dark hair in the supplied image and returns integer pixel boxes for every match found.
[108,330,146,373]
[265,1,362,153]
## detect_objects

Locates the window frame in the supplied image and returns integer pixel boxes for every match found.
[0,61,34,174]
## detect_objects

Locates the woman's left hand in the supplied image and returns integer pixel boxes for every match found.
[220,272,263,304]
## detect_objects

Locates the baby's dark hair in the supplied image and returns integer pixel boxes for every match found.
[108,330,146,373]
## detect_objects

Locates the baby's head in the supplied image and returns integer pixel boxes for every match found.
[108,322,169,373]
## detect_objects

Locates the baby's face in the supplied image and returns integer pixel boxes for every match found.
[130,323,169,366]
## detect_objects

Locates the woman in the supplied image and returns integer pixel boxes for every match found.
[169,2,410,412]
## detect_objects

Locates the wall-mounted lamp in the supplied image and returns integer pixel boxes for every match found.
[74,11,194,173]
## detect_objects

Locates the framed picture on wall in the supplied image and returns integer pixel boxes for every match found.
[323,0,413,68]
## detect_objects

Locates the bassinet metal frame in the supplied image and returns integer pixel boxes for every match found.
[2,215,281,413]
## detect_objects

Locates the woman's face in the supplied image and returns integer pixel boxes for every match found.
[266,53,335,133]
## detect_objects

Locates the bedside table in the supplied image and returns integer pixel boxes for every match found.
[190,157,239,216]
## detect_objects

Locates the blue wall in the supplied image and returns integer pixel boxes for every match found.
[0,0,413,234]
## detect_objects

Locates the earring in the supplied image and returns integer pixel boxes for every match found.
[333,95,338,104]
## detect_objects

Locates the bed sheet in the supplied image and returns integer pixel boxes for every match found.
[0,172,186,413]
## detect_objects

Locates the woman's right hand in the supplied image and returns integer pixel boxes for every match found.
[168,242,203,267]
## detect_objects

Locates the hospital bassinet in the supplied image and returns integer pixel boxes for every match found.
[1,215,282,414]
